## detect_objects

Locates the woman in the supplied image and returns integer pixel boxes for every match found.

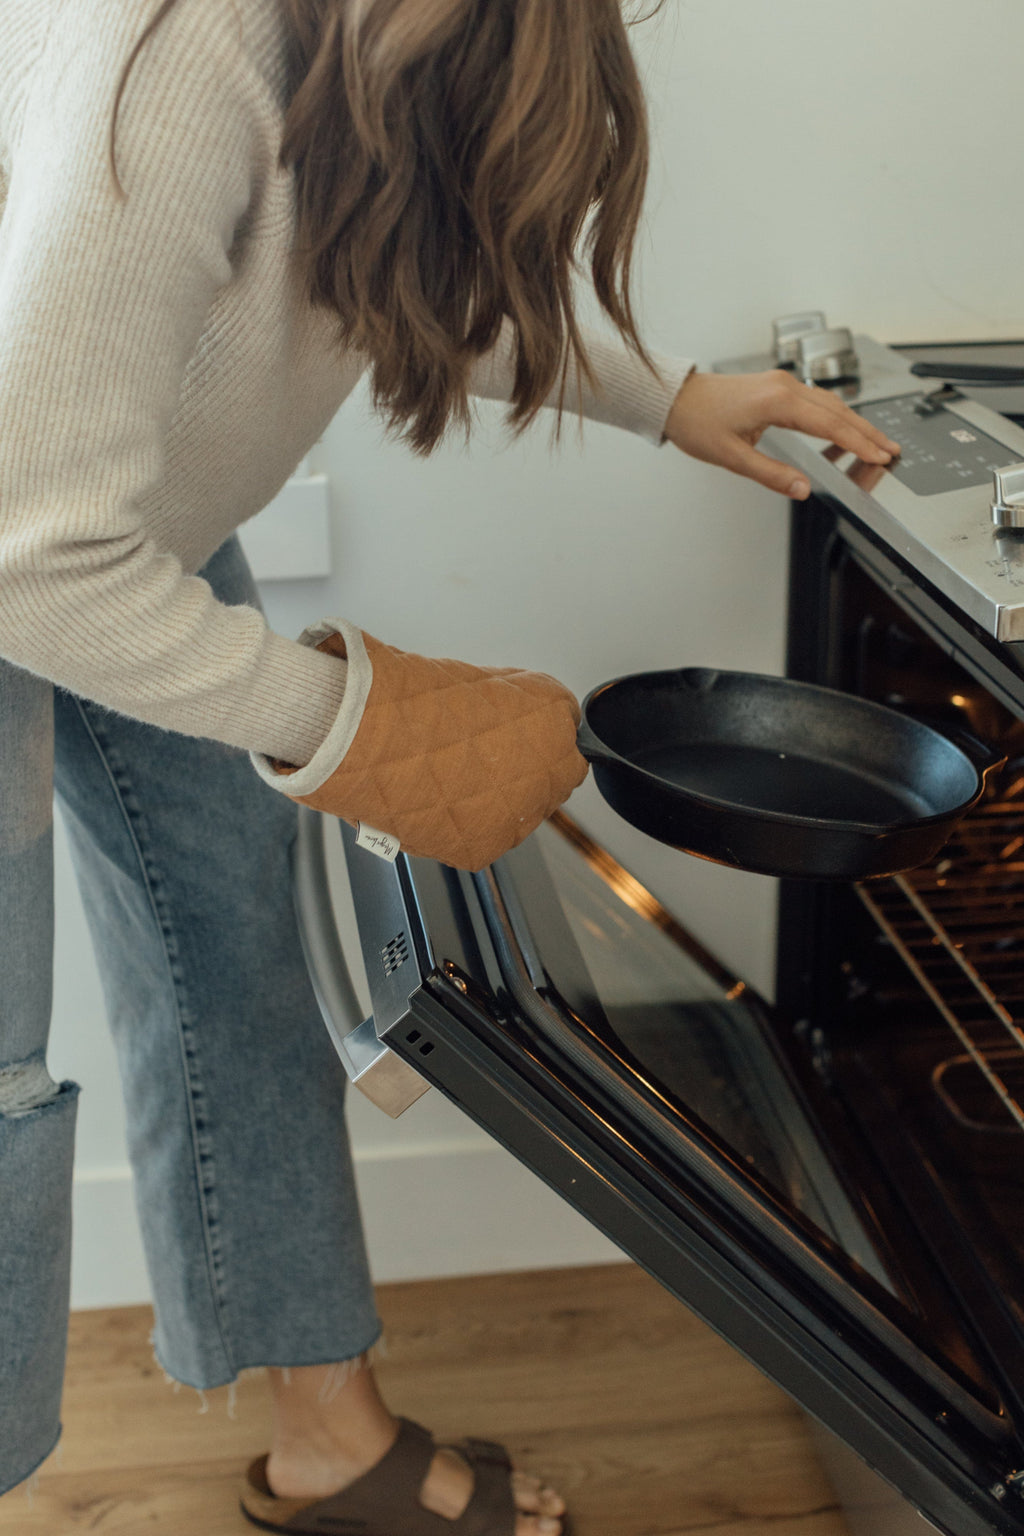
[0,0,897,1530]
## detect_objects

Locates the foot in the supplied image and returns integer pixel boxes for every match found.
[267,1435,567,1536]
[265,1364,565,1536]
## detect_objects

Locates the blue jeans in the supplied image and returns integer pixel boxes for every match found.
[0,537,381,1496]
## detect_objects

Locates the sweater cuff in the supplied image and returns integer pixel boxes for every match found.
[250,619,374,794]
[591,344,695,445]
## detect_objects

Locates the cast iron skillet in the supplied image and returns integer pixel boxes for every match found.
[577,668,1004,881]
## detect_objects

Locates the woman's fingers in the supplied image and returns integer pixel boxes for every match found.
[771,375,899,462]
[664,369,901,498]
[716,436,813,499]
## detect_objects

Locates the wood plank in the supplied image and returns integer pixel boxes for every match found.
[0,1263,849,1535]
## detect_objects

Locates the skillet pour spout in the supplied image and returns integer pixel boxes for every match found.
[577,667,1005,882]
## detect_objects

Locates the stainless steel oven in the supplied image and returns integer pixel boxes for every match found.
[294,331,1024,1536]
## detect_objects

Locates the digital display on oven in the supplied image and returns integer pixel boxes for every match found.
[855,393,1012,496]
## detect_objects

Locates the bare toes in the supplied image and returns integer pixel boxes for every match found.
[511,1470,566,1519]
[515,1517,563,1536]
[539,1489,566,1517]
[511,1473,544,1513]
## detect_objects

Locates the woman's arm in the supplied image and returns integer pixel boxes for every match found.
[467,317,898,483]
[466,316,693,445]
[0,0,346,764]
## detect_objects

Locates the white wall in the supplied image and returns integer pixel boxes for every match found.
[49,0,1024,1308]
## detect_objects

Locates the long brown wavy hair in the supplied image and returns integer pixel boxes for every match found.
[114,0,657,453]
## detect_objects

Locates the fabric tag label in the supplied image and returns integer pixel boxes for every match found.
[356,823,401,863]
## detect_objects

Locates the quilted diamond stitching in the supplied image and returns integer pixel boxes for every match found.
[291,631,586,869]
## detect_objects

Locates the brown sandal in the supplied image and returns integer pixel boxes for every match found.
[239,1417,525,1536]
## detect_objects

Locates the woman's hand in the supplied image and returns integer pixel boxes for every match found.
[664,370,901,500]
[268,627,587,872]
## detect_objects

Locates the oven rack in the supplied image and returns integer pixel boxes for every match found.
[855,777,1024,1134]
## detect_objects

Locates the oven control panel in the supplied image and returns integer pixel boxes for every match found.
[855,394,1015,497]
[716,322,1024,644]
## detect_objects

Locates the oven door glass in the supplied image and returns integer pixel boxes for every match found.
[496,816,894,1288]
[328,813,1024,1536]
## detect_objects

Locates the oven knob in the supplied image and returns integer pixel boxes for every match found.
[991,463,1024,530]
[772,311,828,366]
[797,328,860,385]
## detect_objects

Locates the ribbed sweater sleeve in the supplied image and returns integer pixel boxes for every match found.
[0,0,693,771]
[469,318,694,445]
[0,0,348,761]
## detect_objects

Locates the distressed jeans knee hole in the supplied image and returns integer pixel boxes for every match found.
[0,1057,61,1117]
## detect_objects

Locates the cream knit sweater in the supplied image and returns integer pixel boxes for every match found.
[0,0,692,771]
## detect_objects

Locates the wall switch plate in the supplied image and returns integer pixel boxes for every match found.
[238,474,332,581]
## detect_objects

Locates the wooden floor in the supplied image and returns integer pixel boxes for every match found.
[0,1263,849,1536]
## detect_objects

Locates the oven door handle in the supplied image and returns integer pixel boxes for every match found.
[291,807,430,1118]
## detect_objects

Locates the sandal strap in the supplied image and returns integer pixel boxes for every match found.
[441,1438,516,1536]
[283,1418,439,1533]
[248,1418,516,1536]
[455,1438,512,1472]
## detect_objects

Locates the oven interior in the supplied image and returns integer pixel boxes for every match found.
[779,550,1024,1421]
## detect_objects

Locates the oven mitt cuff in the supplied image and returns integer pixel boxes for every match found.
[250,618,374,796]
[251,624,588,872]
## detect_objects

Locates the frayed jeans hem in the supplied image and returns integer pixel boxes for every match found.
[151,1322,386,1395]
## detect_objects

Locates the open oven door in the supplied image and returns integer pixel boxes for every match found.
[293,806,1024,1536]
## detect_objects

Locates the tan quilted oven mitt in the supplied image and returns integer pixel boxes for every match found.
[254,624,588,872]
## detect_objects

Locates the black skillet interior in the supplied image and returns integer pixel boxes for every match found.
[582,668,984,829]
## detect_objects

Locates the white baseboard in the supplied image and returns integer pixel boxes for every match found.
[70,1141,623,1311]
[71,1168,153,1311]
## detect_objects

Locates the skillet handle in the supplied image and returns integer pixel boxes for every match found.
[947,729,1006,781]
[576,718,615,764]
